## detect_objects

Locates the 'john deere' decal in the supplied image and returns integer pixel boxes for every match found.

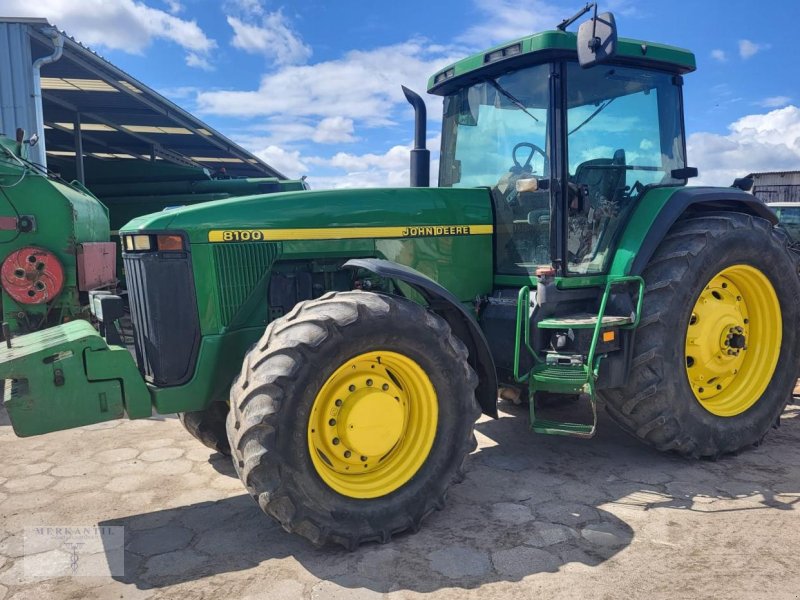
[208,225,492,243]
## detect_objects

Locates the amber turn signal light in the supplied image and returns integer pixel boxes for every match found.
[156,235,184,251]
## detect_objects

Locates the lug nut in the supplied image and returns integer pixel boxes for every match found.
[332,438,340,445]
[366,379,373,386]
[329,418,336,426]
[348,385,356,392]
[344,450,351,458]
[335,399,342,407]
[360,456,368,462]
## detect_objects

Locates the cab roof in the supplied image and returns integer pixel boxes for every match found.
[427,29,696,95]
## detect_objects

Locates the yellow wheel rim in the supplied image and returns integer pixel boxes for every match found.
[307,351,438,499]
[684,264,781,417]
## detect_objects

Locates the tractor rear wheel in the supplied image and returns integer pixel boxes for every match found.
[601,212,800,457]
[178,402,231,456]
[227,291,479,548]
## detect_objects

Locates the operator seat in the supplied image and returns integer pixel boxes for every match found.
[568,149,627,265]
[573,148,627,210]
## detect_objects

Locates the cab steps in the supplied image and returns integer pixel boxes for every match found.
[514,276,644,438]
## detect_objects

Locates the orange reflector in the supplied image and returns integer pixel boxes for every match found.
[536,266,556,277]
[602,331,615,342]
[156,235,184,251]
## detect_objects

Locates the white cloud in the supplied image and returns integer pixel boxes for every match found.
[162,0,182,14]
[186,52,213,71]
[157,85,201,101]
[301,133,441,189]
[688,105,800,186]
[312,117,356,144]
[710,49,727,62]
[229,116,356,149]
[458,0,562,46]
[306,144,414,189]
[2,0,215,66]
[254,145,308,178]
[758,96,792,109]
[738,39,769,59]
[227,11,312,66]
[197,40,460,126]
[226,0,265,16]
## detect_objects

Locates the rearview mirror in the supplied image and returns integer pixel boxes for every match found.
[732,177,754,192]
[577,12,617,68]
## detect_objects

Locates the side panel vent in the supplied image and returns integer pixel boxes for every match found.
[213,243,279,326]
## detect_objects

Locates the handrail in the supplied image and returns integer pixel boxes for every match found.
[514,275,644,382]
[513,286,536,382]
[587,275,645,370]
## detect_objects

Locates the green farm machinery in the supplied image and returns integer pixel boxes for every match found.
[0,133,304,334]
[2,7,798,549]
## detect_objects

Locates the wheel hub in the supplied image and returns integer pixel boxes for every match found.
[726,330,746,351]
[307,351,438,499]
[684,265,781,417]
[338,387,404,457]
[686,276,748,400]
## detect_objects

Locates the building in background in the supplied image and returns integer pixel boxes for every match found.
[748,171,800,204]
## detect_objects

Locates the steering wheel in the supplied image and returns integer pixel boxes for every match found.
[511,142,546,175]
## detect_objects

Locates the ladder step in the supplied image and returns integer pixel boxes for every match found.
[530,392,598,439]
[531,364,589,394]
[531,419,595,438]
[538,312,633,329]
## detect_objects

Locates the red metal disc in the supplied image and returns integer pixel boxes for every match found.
[1,246,65,305]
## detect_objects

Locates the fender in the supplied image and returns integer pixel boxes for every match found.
[610,187,777,277]
[344,258,498,418]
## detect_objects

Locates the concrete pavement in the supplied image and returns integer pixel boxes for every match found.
[0,399,798,599]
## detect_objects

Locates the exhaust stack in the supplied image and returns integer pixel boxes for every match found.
[402,86,430,187]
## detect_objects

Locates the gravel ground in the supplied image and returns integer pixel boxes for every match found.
[0,397,798,600]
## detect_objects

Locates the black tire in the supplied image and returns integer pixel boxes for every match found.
[178,402,231,455]
[600,212,800,458]
[227,290,480,548]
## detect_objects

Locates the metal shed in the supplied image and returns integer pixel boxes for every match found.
[0,17,285,180]
[747,171,800,204]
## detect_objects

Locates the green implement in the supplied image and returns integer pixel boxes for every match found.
[0,320,150,436]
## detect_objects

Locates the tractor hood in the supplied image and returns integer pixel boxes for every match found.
[120,187,493,244]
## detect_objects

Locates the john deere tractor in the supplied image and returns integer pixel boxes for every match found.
[2,7,798,549]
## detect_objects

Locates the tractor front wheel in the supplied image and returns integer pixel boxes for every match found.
[227,291,479,548]
[601,213,800,457]
[178,402,231,455]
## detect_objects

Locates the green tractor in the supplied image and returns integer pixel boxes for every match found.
[2,7,798,549]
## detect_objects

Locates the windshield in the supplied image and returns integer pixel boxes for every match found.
[440,62,551,275]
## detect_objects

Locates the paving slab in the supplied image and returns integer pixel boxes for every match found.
[0,401,798,599]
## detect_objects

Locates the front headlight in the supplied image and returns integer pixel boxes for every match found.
[131,235,152,251]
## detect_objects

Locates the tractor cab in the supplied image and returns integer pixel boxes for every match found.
[428,12,699,435]
[434,24,692,279]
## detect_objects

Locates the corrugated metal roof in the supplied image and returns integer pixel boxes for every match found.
[747,171,800,178]
[3,18,284,179]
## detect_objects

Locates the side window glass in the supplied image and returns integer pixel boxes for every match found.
[565,63,685,274]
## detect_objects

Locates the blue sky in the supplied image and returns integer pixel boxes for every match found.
[5,0,800,187]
